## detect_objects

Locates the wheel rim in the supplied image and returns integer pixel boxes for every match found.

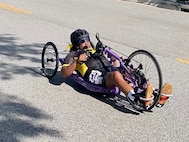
[42,42,59,78]
[128,50,162,110]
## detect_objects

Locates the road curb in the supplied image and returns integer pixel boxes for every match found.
[122,0,189,12]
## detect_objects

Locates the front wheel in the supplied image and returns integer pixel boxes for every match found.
[128,50,162,110]
[41,42,59,79]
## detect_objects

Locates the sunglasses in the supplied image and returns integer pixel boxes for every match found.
[77,37,90,45]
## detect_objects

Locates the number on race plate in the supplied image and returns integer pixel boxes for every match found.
[89,70,103,84]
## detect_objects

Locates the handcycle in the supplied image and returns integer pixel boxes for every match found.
[41,33,162,111]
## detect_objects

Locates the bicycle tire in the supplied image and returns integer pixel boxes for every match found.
[41,42,59,79]
[128,50,162,110]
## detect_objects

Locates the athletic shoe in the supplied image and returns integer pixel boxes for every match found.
[127,84,154,111]
[156,83,173,108]
[145,84,153,108]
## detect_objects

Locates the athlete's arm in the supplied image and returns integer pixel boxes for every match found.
[61,53,88,78]
[61,59,77,78]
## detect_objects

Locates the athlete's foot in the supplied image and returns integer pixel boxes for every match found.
[145,84,154,108]
[156,83,173,108]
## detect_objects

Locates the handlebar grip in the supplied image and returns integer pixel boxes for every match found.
[96,41,104,54]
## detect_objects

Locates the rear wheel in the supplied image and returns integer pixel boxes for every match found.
[128,50,162,110]
[41,42,59,79]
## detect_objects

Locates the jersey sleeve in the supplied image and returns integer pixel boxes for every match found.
[62,51,76,67]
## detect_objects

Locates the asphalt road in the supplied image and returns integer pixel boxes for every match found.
[0,0,189,142]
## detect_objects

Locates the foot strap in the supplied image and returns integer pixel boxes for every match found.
[139,95,154,101]
[161,93,173,97]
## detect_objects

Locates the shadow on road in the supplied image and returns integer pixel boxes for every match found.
[0,91,62,142]
[49,71,141,115]
[0,34,62,141]
[0,34,44,80]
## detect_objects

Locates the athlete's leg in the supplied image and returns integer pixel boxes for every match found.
[105,71,133,94]
[105,71,153,110]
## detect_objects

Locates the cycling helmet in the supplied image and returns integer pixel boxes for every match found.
[70,29,90,46]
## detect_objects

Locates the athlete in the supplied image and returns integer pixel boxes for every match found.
[61,29,172,110]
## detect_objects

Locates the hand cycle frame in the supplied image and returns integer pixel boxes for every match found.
[41,33,162,111]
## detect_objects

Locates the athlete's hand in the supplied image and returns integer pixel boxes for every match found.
[78,53,88,62]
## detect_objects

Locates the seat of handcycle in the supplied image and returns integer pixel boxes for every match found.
[69,72,120,95]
